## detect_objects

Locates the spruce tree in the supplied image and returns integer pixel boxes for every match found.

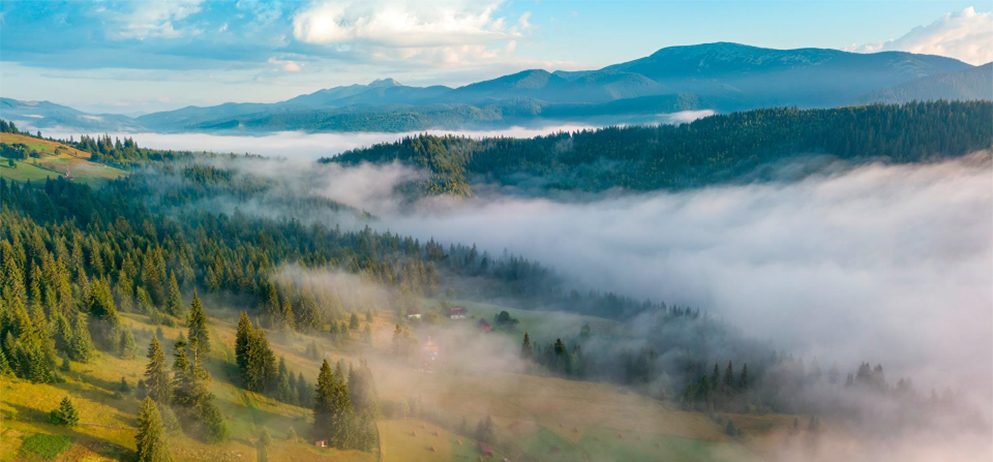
[187,290,210,353]
[135,398,170,462]
[281,298,295,331]
[328,362,355,448]
[50,396,80,426]
[256,427,272,462]
[313,360,335,441]
[0,348,10,375]
[165,271,183,317]
[120,327,139,359]
[68,312,94,362]
[521,332,532,359]
[296,372,312,408]
[170,335,193,412]
[235,312,254,377]
[145,337,171,403]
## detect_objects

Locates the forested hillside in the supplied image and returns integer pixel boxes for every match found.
[327,101,993,195]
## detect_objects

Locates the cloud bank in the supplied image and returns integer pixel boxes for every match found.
[854,7,993,65]
[360,155,993,404]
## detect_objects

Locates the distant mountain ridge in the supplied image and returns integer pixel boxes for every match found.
[2,42,990,134]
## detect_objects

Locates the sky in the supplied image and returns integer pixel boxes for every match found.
[0,0,990,114]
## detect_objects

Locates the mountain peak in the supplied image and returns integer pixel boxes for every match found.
[369,78,402,88]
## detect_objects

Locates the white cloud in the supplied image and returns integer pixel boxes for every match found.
[853,7,993,65]
[268,57,303,72]
[292,1,517,47]
[106,0,205,40]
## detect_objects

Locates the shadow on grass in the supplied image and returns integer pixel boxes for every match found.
[5,402,135,461]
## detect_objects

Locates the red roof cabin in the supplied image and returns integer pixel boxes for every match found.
[477,318,493,333]
[449,306,467,319]
[479,442,493,457]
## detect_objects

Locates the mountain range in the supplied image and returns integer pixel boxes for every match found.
[2,42,990,134]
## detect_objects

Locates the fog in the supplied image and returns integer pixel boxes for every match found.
[291,155,993,407]
[114,129,992,460]
[47,124,594,160]
[44,110,717,160]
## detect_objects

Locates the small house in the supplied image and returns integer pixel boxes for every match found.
[449,306,467,319]
[406,307,422,320]
[315,440,327,448]
[479,442,493,457]
[477,318,493,333]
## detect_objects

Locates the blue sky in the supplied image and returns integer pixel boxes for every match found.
[1,1,990,114]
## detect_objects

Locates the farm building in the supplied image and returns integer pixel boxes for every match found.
[449,306,467,319]
[477,318,493,333]
[406,307,422,320]
[479,442,493,457]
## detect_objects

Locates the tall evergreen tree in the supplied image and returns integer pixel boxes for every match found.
[135,398,170,462]
[186,289,209,353]
[144,337,171,403]
[313,360,335,442]
[165,271,183,317]
[521,332,532,359]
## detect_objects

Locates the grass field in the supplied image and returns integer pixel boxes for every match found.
[0,133,125,187]
[0,294,800,462]
[419,298,619,342]
[378,419,508,462]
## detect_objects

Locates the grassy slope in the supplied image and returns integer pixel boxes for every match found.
[419,298,619,341]
[0,133,125,187]
[1,297,796,462]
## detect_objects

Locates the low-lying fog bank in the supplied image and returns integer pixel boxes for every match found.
[329,154,990,412]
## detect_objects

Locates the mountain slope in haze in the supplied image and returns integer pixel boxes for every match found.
[861,62,993,103]
[0,97,144,132]
[603,42,974,108]
[4,43,989,134]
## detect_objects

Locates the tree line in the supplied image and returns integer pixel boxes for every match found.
[327,100,993,194]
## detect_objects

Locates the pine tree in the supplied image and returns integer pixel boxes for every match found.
[313,360,335,441]
[235,312,254,376]
[256,427,272,462]
[50,396,80,426]
[68,312,94,362]
[296,371,312,407]
[476,416,495,444]
[171,335,194,412]
[135,398,170,462]
[0,348,10,375]
[165,271,183,317]
[725,418,736,437]
[186,289,210,352]
[738,363,748,390]
[328,362,355,448]
[349,313,360,330]
[120,327,139,359]
[281,298,295,331]
[286,425,298,442]
[521,332,532,359]
[145,337,171,403]
[724,361,735,392]
[275,356,297,404]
